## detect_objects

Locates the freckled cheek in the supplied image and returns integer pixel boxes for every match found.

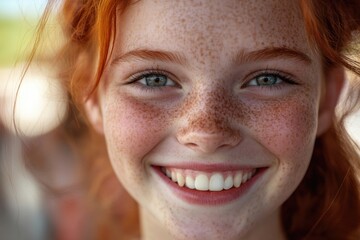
[102,97,172,162]
[248,100,318,161]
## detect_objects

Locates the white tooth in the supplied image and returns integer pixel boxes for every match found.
[209,173,224,191]
[242,173,250,183]
[166,169,171,178]
[177,172,185,187]
[195,174,209,191]
[171,171,177,182]
[234,172,243,188]
[224,175,233,190]
[185,176,195,189]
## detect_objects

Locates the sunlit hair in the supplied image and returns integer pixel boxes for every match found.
[28,0,360,239]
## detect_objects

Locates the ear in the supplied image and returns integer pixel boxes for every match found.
[316,66,345,136]
[84,92,104,134]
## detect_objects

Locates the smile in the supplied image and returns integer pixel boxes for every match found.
[161,167,257,192]
[154,164,267,205]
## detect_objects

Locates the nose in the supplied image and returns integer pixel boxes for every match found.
[177,128,241,153]
[176,94,242,154]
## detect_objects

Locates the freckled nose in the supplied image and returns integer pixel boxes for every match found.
[176,110,242,154]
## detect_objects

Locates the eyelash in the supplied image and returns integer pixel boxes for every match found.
[126,69,296,92]
[244,70,297,90]
[127,68,177,92]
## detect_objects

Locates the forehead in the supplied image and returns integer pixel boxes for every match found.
[115,0,315,61]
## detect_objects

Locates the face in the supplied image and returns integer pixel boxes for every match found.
[87,0,336,239]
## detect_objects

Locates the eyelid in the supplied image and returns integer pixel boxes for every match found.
[243,69,297,87]
[128,68,167,82]
[128,69,179,86]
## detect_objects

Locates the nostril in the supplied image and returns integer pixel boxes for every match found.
[186,143,198,148]
[218,143,231,149]
[176,113,242,153]
[177,131,241,153]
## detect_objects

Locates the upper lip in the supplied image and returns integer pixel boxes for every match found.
[152,163,267,172]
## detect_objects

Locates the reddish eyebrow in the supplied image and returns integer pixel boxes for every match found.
[235,47,312,64]
[111,49,188,66]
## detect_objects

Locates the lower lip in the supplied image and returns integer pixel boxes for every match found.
[153,167,267,206]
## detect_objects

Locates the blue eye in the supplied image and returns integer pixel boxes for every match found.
[138,74,175,87]
[247,74,283,87]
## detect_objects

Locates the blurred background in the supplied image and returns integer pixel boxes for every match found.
[0,1,359,240]
[0,1,93,240]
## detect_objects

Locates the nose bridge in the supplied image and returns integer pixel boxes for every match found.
[182,85,229,128]
[188,95,227,133]
[176,86,241,153]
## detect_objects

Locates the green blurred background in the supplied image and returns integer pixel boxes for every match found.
[0,0,47,66]
[0,17,36,66]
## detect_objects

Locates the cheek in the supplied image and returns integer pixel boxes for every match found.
[242,96,319,203]
[102,95,171,162]
[245,96,319,193]
[249,99,318,157]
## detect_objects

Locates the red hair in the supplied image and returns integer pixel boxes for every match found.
[282,1,360,239]
[29,0,360,239]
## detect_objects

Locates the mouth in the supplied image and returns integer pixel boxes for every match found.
[161,167,257,192]
[154,165,267,205]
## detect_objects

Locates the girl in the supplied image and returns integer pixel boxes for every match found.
[28,0,360,239]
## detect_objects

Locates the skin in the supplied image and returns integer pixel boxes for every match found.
[85,0,343,239]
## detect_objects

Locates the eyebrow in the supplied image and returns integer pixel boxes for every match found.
[111,49,188,66]
[111,47,312,66]
[234,47,312,65]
